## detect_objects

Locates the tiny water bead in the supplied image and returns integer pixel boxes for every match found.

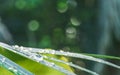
[29,54,44,62]
[8,67,18,74]
[1,57,6,63]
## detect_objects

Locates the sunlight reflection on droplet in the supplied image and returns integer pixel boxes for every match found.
[57,1,68,13]
[66,27,77,39]
[28,20,39,31]
[70,17,81,26]
[2,58,5,63]
[8,67,18,74]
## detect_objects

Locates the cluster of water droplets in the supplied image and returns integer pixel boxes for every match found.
[12,45,76,75]
[0,42,120,75]
[0,54,33,75]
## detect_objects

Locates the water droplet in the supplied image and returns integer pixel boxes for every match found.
[29,54,44,62]
[51,50,55,54]
[29,48,32,51]
[2,58,6,63]
[49,63,55,67]
[15,45,19,48]
[37,57,43,62]
[20,46,24,50]
[38,50,44,53]
[8,67,18,73]
[60,50,64,52]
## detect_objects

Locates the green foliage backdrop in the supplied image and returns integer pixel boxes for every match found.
[0,0,100,75]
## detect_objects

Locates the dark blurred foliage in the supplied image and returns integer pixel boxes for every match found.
[0,1,98,74]
[0,0,97,53]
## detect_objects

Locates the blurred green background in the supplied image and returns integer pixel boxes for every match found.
[0,0,97,53]
[0,0,96,75]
